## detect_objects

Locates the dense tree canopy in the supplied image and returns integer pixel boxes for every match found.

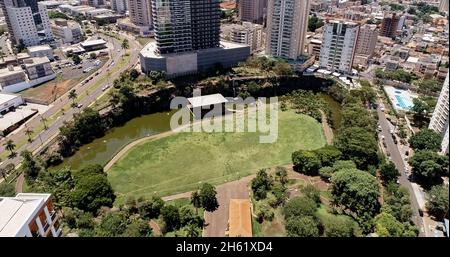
[285,216,320,237]
[283,197,318,220]
[409,129,442,152]
[251,169,273,200]
[0,183,15,197]
[331,168,380,218]
[426,185,449,220]
[138,196,165,219]
[380,161,400,183]
[409,151,448,186]
[374,212,417,237]
[199,183,219,212]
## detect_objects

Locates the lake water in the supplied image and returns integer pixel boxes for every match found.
[53,94,342,171]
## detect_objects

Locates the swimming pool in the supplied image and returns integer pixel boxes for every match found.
[395,95,413,110]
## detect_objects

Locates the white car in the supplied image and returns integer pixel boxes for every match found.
[76,103,83,108]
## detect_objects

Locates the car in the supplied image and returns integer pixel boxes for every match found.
[396,179,400,184]
[101,85,110,91]
[77,103,83,108]
[418,208,424,217]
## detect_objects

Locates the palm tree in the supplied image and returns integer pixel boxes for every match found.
[0,168,7,182]
[121,38,129,49]
[68,89,77,107]
[40,115,48,130]
[24,128,34,142]
[3,140,16,156]
[190,191,202,215]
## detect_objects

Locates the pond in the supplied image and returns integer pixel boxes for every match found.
[52,93,342,171]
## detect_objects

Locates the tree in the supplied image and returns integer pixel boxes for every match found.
[285,216,320,237]
[330,168,380,218]
[190,190,202,214]
[335,126,379,170]
[161,205,181,232]
[319,160,357,180]
[95,212,128,237]
[24,127,33,142]
[72,55,81,65]
[70,165,116,213]
[283,197,317,220]
[300,185,321,206]
[251,169,273,200]
[68,89,78,106]
[425,185,448,220]
[273,61,293,76]
[20,150,40,180]
[129,69,140,81]
[409,151,448,185]
[292,150,321,175]
[138,196,165,219]
[4,140,16,156]
[123,219,152,237]
[411,98,430,127]
[409,129,442,152]
[374,212,417,237]
[184,224,201,237]
[89,52,97,59]
[322,216,357,237]
[314,145,342,167]
[308,16,324,32]
[199,183,219,212]
[122,38,129,49]
[380,161,400,183]
[0,183,15,197]
[275,166,288,186]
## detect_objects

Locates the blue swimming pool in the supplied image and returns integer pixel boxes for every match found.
[395,95,413,110]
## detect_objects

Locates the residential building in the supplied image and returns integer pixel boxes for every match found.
[3,0,53,46]
[319,20,359,74]
[439,0,449,13]
[308,38,322,60]
[238,0,267,25]
[140,0,249,77]
[380,12,401,38]
[229,22,264,53]
[85,8,112,19]
[87,0,105,7]
[51,19,83,44]
[429,73,449,154]
[355,24,378,57]
[266,0,311,60]
[128,0,152,32]
[0,193,61,237]
[27,45,54,61]
[111,0,128,13]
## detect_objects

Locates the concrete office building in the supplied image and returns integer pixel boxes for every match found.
[51,19,83,44]
[2,0,53,46]
[319,20,359,74]
[266,0,311,60]
[229,22,264,53]
[238,0,267,25]
[0,93,24,114]
[140,0,249,77]
[27,45,54,61]
[429,73,449,154]
[112,0,128,13]
[0,193,61,237]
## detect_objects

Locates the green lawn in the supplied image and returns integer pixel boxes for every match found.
[108,111,326,199]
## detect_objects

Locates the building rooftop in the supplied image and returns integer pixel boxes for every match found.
[188,93,228,108]
[228,199,252,237]
[0,193,51,237]
[81,39,107,47]
[27,45,52,53]
[23,57,51,67]
[0,93,21,104]
[0,66,25,78]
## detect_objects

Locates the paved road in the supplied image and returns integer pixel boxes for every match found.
[376,102,425,236]
[0,32,141,176]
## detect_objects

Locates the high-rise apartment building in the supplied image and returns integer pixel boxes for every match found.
[355,24,378,57]
[429,73,449,154]
[128,0,153,28]
[229,22,264,53]
[2,0,53,47]
[0,193,61,237]
[87,0,105,7]
[380,12,401,38]
[152,0,220,54]
[238,0,267,25]
[319,20,359,74]
[140,0,249,77]
[266,0,311,60]
[112,0,128,13]
[439,0,449,13]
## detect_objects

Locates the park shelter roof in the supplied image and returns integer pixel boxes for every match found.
[227,199,252,237]
[187,93,228,108]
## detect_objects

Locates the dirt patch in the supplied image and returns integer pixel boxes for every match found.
[149,220,162,236]
[20,79,76,104]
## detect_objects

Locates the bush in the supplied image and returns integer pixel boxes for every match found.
[285,216,320,237]
[283,197,317,220]
[0,183,15,197]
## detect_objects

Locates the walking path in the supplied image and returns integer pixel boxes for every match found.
[320,110,334,145]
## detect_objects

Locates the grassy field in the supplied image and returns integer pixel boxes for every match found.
[108,110,326,199]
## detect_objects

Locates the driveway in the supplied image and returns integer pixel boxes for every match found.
[203,176,253,237]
